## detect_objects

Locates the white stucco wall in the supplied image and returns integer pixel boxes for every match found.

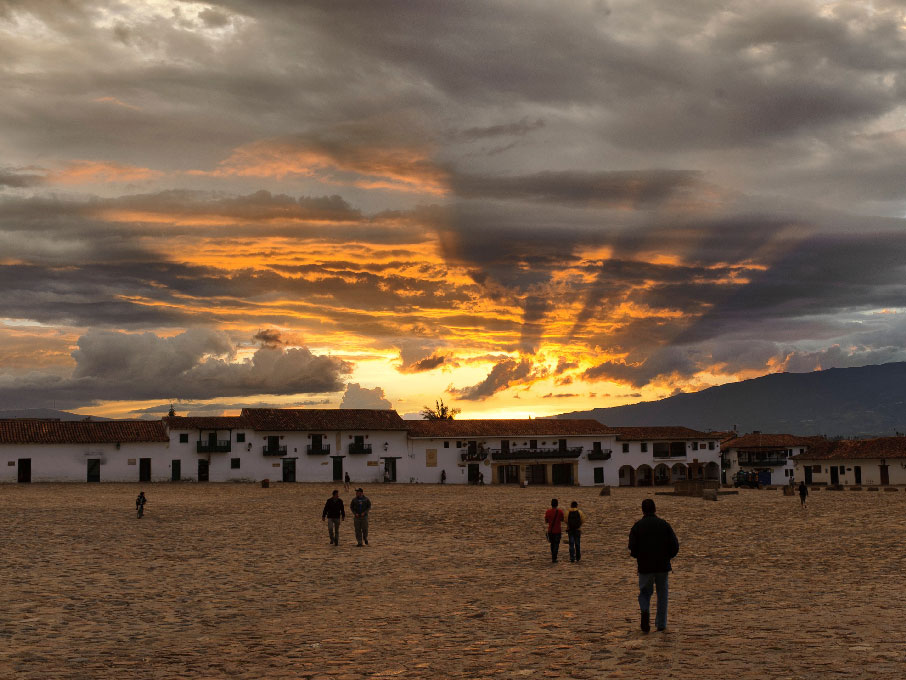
[1,442,171,482]
[794,459,906,486]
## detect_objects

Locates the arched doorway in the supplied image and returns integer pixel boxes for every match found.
[654,464,671,485]
[671,463,687,483]
[619,465,635,486]
[705,461,720,480]
[637,464,653,486]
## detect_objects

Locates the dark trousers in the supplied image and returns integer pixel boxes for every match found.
[568,530,581,561]
[548,532,561,561]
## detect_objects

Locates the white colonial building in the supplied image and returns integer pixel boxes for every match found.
[610,426,723,486]
[793,437,906,486]
[0,419,170,483]
[405,419,617,485]
[722,432,817,486]
[1,409,724,487]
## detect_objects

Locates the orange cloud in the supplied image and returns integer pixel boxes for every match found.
[193,138,449,195]
[49,161,163,185]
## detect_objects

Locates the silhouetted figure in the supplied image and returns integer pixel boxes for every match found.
[628,499,679,632]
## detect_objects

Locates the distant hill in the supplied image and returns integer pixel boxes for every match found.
[555,363,906,438]
[0,409,110,421]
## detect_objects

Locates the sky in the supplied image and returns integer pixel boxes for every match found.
[2,0,906,420]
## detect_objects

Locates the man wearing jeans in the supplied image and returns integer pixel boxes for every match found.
[322,489,345,546]
[628,498,679,632]
[350,487,371,547]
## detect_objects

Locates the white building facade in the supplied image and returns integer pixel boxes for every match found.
[610,427,723,486]
[793,437,906,486]
[721,432,816,486]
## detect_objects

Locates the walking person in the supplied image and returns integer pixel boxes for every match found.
[344,471,351,491]
[544,499,565,563]
[628,499,679,633]
[322,489,345,546]
[440,469,446,484]
[798,480,808,507]
[350,487,372,547]
[565,501,585,563]
[135,491,147,519]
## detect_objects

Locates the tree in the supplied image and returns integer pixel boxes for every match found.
[420,399,461,420]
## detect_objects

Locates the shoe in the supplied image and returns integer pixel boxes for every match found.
[357,543,363,547]
[570,558,575,563]
[656,627,666,632]
[364,539,368,545]
[641,612,650,633]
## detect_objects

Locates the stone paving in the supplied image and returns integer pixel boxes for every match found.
[2,482,905,679]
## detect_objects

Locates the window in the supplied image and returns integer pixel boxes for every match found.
[529,440,537,449]
[236,433,245,443]
[692,441,699,450]
[622,443,629,453]
[593,467,604,484]
[640,442,648,453]
[443,441,449,448]
[812,465,821,473]
[179,433,189,443]
[230,458,240,469]
[708,441,715,450]
[593,441,602,453]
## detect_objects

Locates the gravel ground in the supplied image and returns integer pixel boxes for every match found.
[2,482,905,679]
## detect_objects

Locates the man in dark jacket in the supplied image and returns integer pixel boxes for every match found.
[349,487,372,547]
[628,498,679,633]
[322,490,345,546]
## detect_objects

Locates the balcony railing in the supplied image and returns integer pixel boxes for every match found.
[587,450,612,461]
[263,445,287,456]
[739,457,789,467]
[492,447,583,460]
[348,443,372,455]
[307,444,330,455]
[460,450,488,462]
[197,440,231,453]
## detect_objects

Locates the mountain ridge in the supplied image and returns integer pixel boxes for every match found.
[554,362,906,437]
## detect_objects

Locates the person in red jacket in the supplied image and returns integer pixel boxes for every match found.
[544,498,565,563]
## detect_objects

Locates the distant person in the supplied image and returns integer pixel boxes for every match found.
[344,471,351,491]
[350,487,372,547]
[628,499,679,633]
[798,481,808,507]
[478,471,484,485]
[135,491,147,519]
[544,499,565,563]
[565,501,585,563]
[322,490,345,546]
[440,469,446,484]
[383,468,391,483]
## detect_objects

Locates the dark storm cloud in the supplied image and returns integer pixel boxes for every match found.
[453,118,545,141]
[0,329,351,410]
[448,358,540,401]
[0,168,44,188]
[450,170,702,207]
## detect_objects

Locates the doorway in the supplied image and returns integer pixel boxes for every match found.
[171,460,181,482]
[17,459,31,483]
[197,458,209,482]
[498,464,519,484]
[384,458,397,482]
[854,465,861,485]
[551,463,573,485]
[830,466,839,485]
[282,458,296,482]
[139,458,151,482]
[880,464,889,485]
[332,456,344,482]
[467,463,479,483]
[87,458,100,483]
[804,466,813,484]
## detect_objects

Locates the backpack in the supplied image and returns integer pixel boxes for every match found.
[567,509,581,531]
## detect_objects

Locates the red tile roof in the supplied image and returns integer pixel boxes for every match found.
[242,408,408,431]
[406,419,615,438]
[164,416,249,431]
[0,419,169,444]
[612,426,717,441]
[724,433,823,450]
[794,437,906,461]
